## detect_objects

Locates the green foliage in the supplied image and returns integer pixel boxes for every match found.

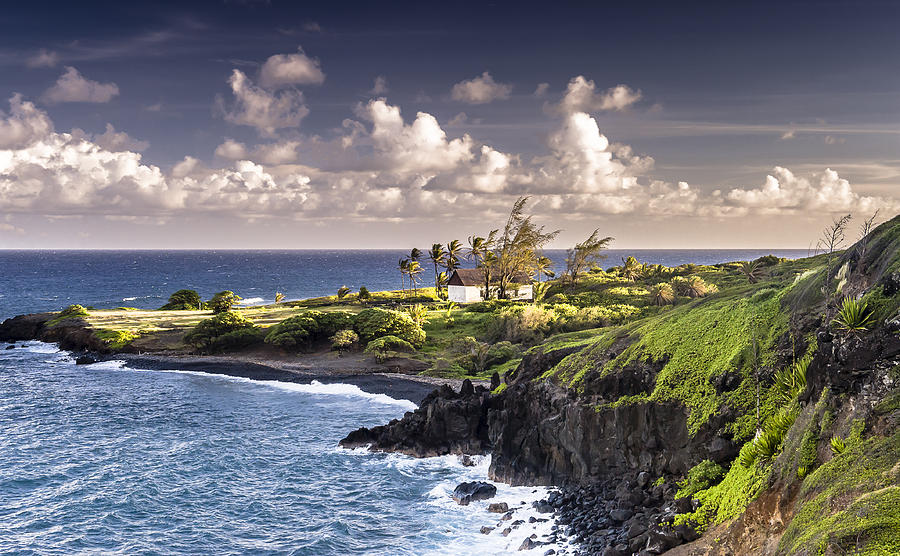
[93,328,138,349]
[47,304,89,326]
[831,297,876,333]
[779,430,900,555]
[740,406,799,468]
[365,335,415,357]
[208,291,242,314]
[358,286,371,303]
[485,305,556,344]
[677,459,726,499]
[830,436,847,455]
[337,285,352,299]
[275,292,285,304]
[264,310,354,350]
[773,354,810,406]
[207,328,266,352]
[353,308,426,347]
[317,311,355,336]
[184,311,256,350]
[330,329,358,351]
[160,289,202,310]
[407,304,429,326]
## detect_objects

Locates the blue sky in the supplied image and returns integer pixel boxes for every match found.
[0,0,897,248]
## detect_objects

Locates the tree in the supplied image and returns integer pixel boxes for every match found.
[535,256,555,282]
[274,292,285,304]
[409,247,422,262]
[467,233,495,267]
[337,286,352,300]
[160,289,202,310]
[208,291,242,313]
[648,283,675,306]
[480,251,498,300]
[398,258,409,294]
[855,210,880,276]
[621,256,644,282]
[445,240,463,274]
[491,197,560,299]
[358,286,371,304]
[407,304,429,326]
[428,243,448,298]
[564,229,613,285]
[818,213,852,315]
[407,260,424,296]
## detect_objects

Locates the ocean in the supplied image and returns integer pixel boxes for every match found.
[0,249,809,555]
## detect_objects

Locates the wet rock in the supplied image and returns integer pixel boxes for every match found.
[501,527,513,537]
[609,509,633,522]
[502,511,514,521]
[480,526,494,534]
[75,354,98,365]
[533,501,554,513]
[647,523,682,553]
[487,502,509,513]
[460,454,476,467]
[451,481,497,505]
[636,471,651,488]
[491,371,501,391]
[519,536,540,551]
[5,344,14,350]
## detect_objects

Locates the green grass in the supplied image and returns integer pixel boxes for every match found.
[92,328,139,349]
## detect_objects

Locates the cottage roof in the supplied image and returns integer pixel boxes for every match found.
[447,269,532,287]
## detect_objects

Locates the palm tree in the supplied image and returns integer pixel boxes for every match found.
[565,229,613,285]
[535,256,555,282]
[479,251,498,300]
[409,247,422,262]
[428,243,447,298]
[621,256,644,282]
[467,234,491,266]
[407,260,423,296]
[398,258,409,294]
[445,240,463,274]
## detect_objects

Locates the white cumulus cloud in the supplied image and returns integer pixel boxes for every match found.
[221,69,309,136]
[259,48,325,88]
[26,49,59,68]
[451,72,512,104]
[557,76,641,113]
[43,67,119,104]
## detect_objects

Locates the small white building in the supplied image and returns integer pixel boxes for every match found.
[447,269,533,303]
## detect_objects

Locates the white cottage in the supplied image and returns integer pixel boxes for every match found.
[446,269,533,303]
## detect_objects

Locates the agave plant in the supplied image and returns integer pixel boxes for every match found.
[831,298,875,333]
[648,282,675,306]
[739,260,762,284]
[830,436,847,455]
[773,354,811,405]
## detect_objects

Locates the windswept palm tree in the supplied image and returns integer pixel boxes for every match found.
[409,247,422,262]
[398,258,409,294]
[428,243,447,298]
[648,282,675,306]
[479,251,498,300]
[535,256,555,282]
[407,260,424,296]
[445,240,463,274]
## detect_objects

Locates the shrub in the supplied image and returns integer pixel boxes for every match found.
[750,288,778,303]
[677,460,726,499]
[773,354,810,405]
[485,305,556,344]
[753,254,781,267]
[358,286,371,303]
[648,282,675,306]
[485,341,520,367]
[317,311,355,336]
[407,304,429,326]
[330,329,359,351]
[739,406,798,467]
[264,312,324,349]
[206,328,265,352]
[365,335,415,354]
[160,289,202,310]
[831,298,875,333]
[184,311,255,350]
[208,291,242,313]
[353,308,426,347]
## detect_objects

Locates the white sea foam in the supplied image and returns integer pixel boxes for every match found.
[122,296,139,301]
[239,297,265,305]
[83,361,418,410]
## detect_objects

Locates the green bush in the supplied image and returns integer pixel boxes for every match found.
[830,436,847,455]
[206,328,265,352]
[739,406,799,467]
[160,289,202,310]
[317,312,355,336]
[208,291,242,313]
[365,335,415,355]
[264,312,324,349]
[753,254,781,267]
[485,341,520,368]
[330,329,359,351]
[184,312,256,350]
[353,308,426,347]
[358,286,371,303]
[773,354,810,405]
[677,459,726,499]
[485,305,556,344]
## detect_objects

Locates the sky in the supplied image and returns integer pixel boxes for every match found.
[0,0,898,249]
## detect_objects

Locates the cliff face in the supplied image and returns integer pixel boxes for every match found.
[0,313,111,353]
[342,215,900,555]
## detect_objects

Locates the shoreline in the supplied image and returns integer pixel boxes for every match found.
[99,352,488,406]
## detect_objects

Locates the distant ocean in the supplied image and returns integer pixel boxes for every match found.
[0,248,808,555]
[0,249,810,318]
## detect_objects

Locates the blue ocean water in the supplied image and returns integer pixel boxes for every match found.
[0,249,809,318]
[0,344,564,555]
[0,249,810,554]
